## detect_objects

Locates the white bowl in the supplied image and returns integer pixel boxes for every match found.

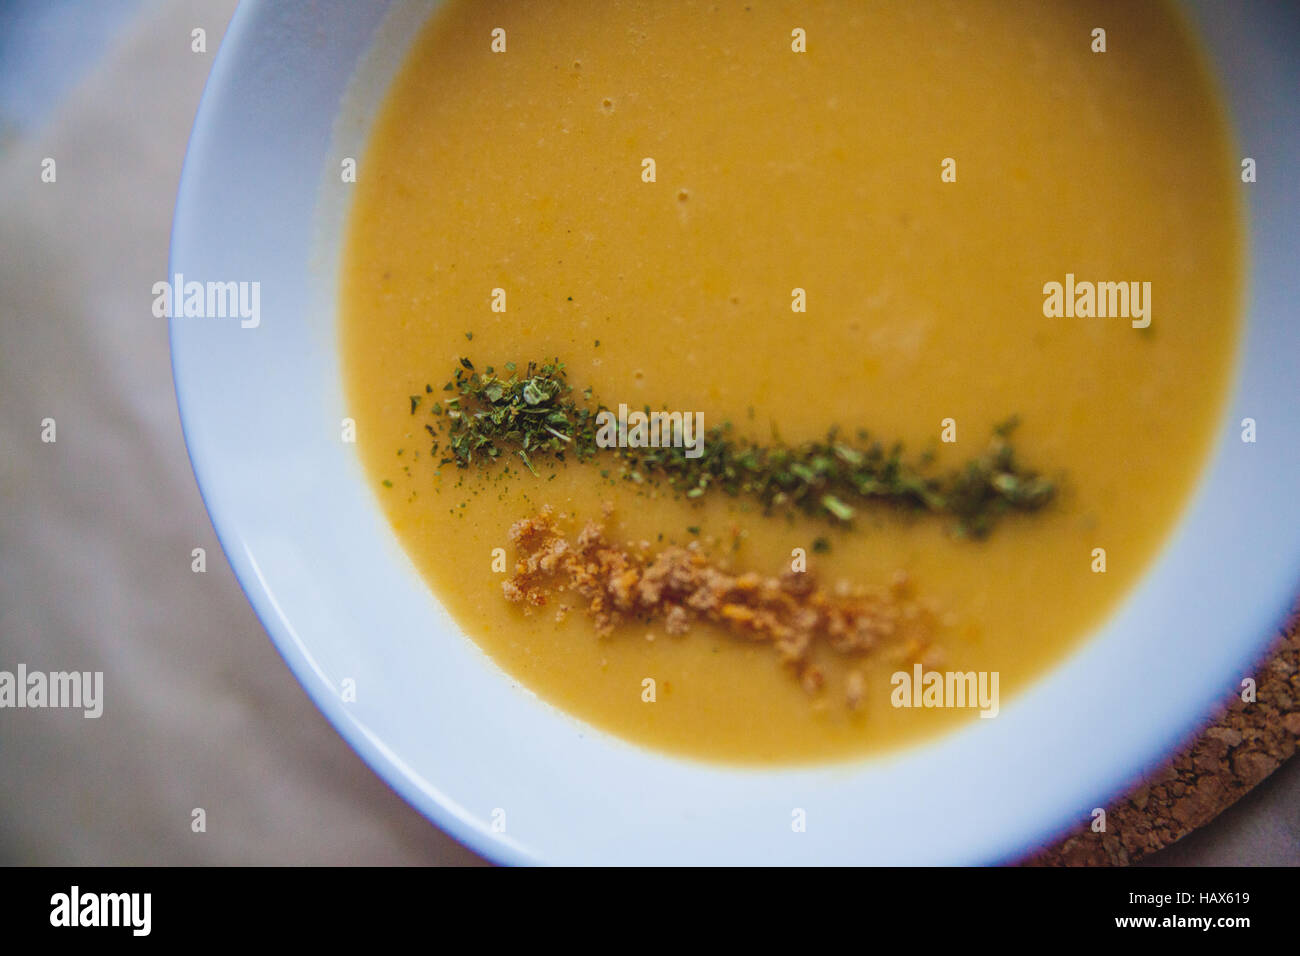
[170,0,1300,864]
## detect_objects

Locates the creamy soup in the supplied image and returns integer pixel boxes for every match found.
[341,0,1242,763]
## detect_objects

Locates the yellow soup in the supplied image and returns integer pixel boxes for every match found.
[341,0,1242,763]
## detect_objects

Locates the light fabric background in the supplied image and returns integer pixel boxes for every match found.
[0,0,1293,865]
[0,0,483,865]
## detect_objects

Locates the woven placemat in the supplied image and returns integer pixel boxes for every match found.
[1024,597,1300,865]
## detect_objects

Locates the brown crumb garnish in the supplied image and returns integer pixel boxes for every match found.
[502,506,938,705]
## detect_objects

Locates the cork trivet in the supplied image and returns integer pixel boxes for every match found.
[1025,596,1300,866]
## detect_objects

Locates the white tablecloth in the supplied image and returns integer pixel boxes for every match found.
[0,0,482,865]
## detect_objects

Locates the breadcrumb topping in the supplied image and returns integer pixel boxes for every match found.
[502,506,940,707]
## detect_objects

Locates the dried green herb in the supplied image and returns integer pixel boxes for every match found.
[427,357,1058,538]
